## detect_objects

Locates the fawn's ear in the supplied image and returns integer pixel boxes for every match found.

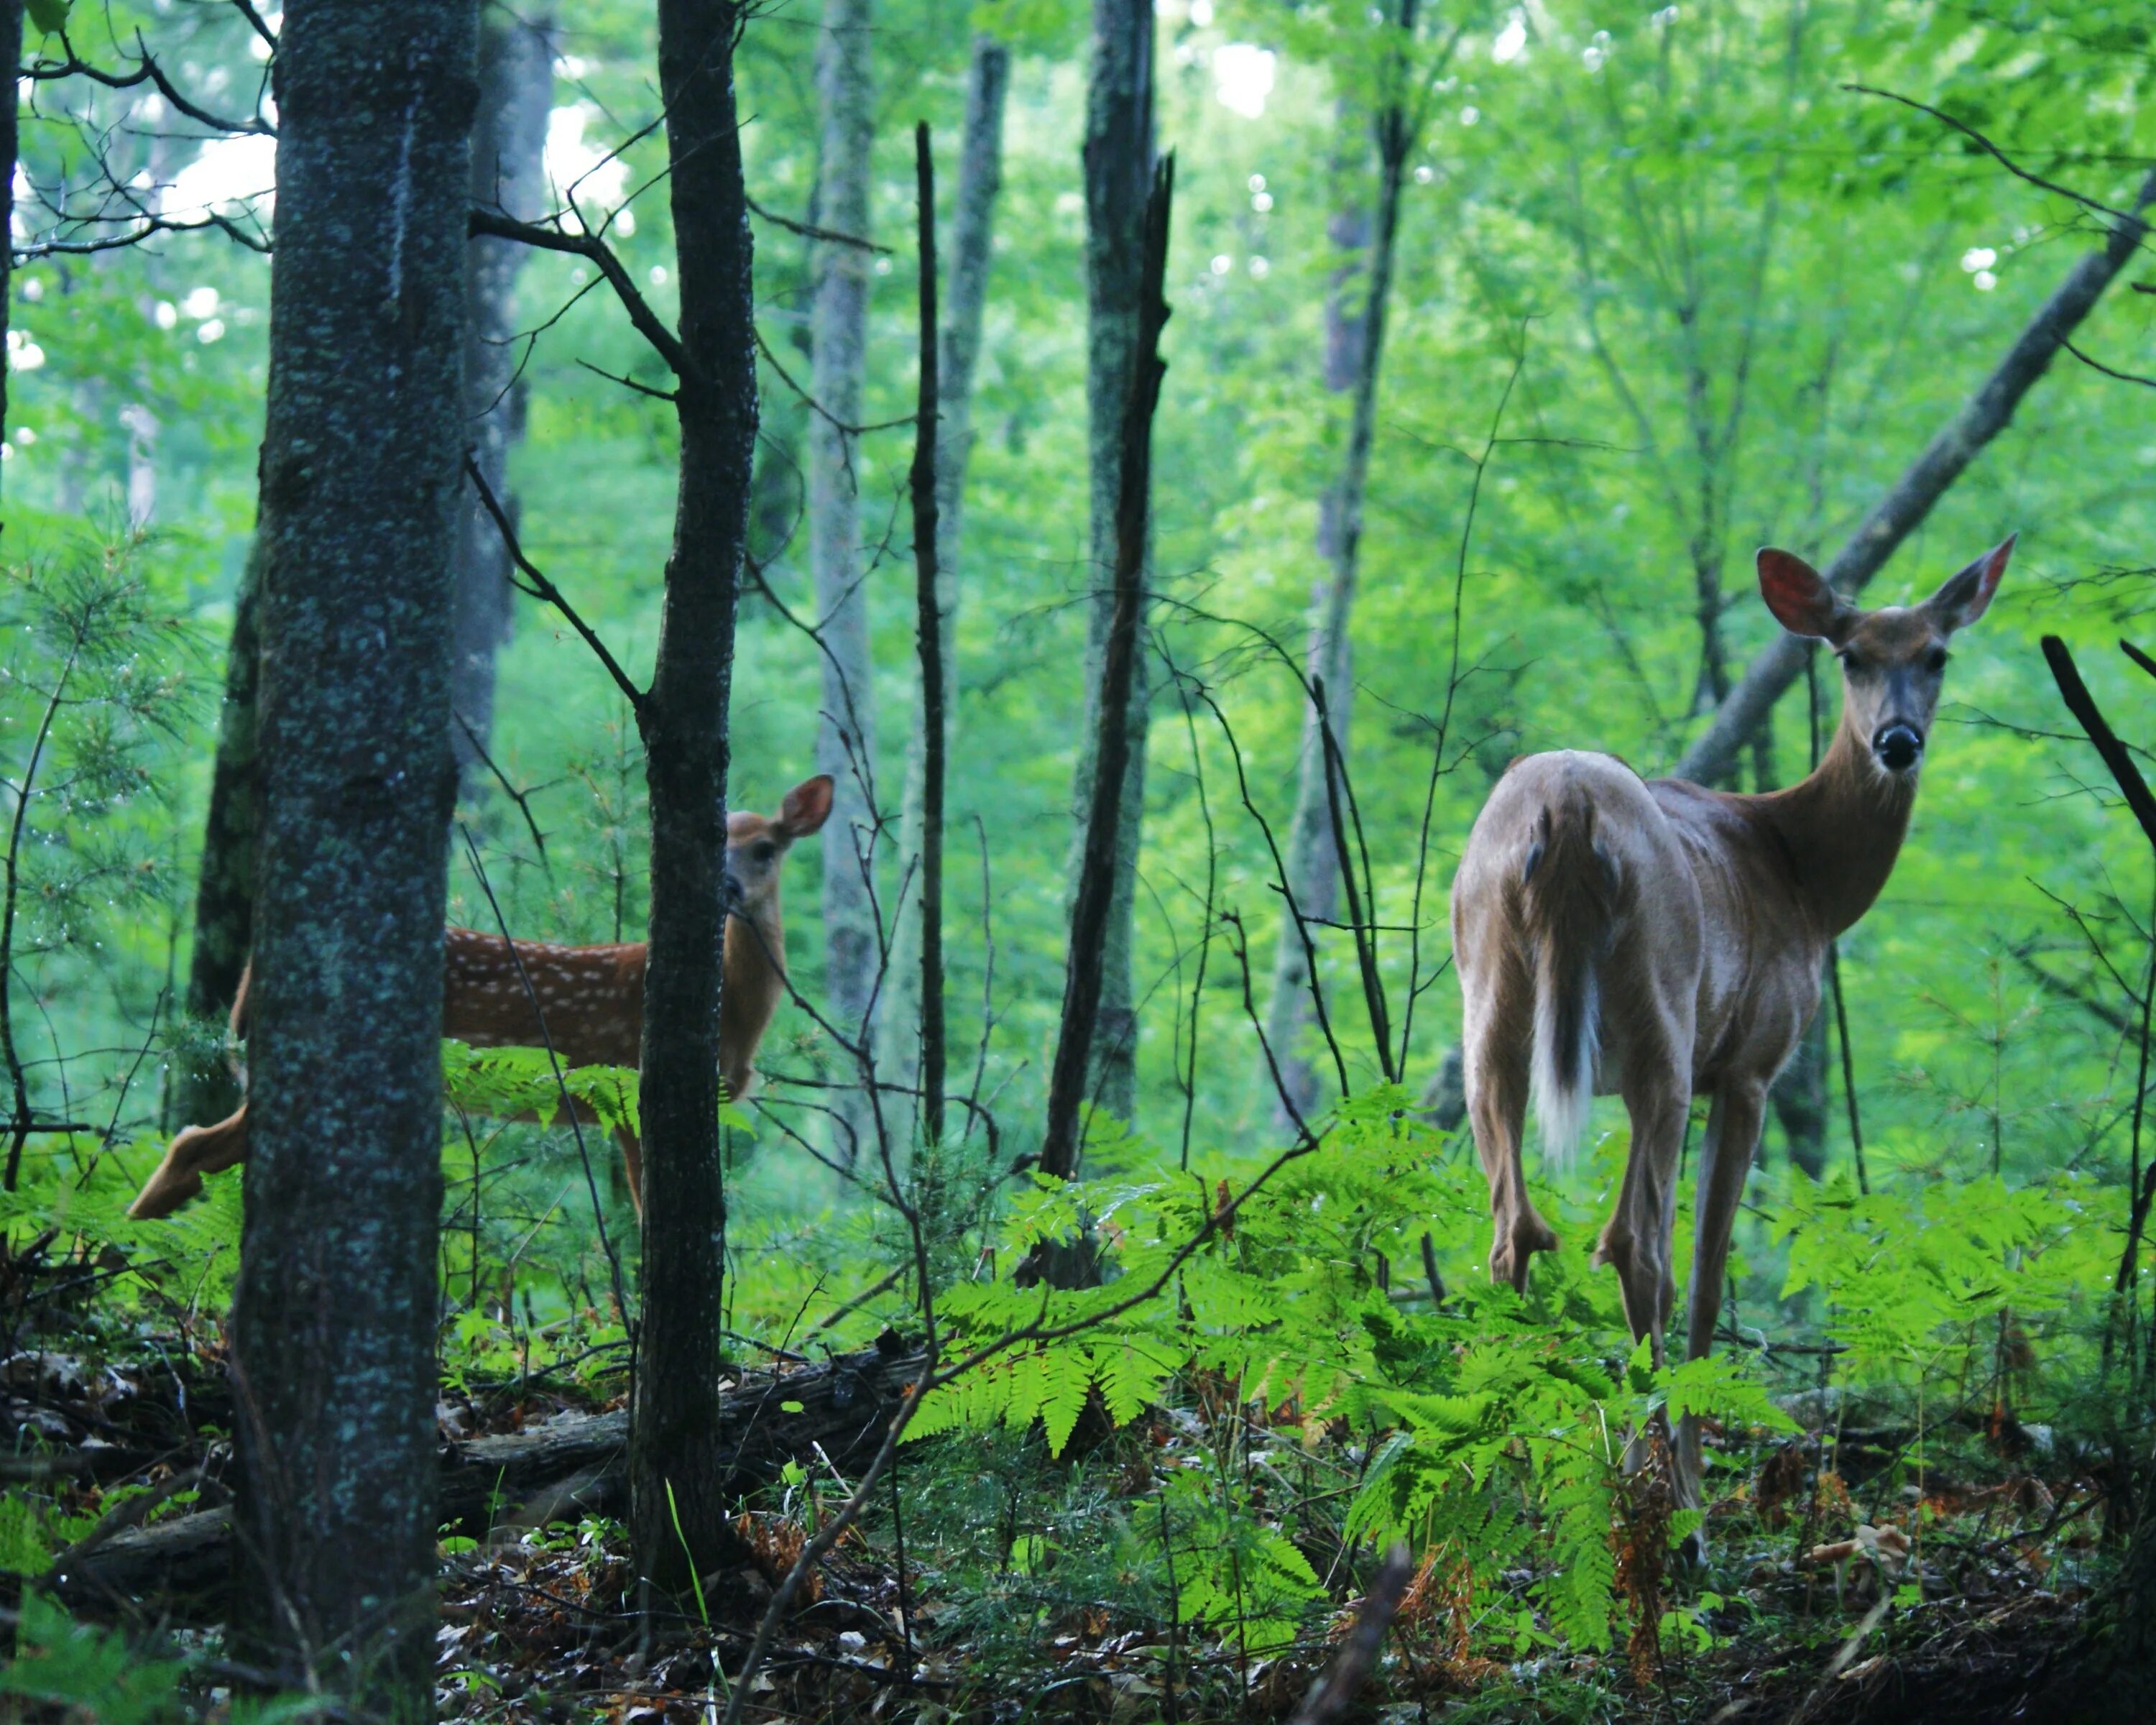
[1921,534,2014,634]
[777,774,834,838]
[1758,548,1857,643]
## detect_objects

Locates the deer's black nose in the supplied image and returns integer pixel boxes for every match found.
[723,869,746,908]
[1873,723,1923,773]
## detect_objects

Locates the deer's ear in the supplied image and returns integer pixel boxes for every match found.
[1758,548,1856,643]
[778,774,834,837]
[1922,534,2014,633]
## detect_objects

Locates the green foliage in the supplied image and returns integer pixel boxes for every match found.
[1774,1167,2109,1383]
[0,1594,185,1725]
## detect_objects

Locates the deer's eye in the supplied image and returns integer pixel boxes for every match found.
[1838,649,1865,673]
[1925,646,1949,673]
[753,840,778,863]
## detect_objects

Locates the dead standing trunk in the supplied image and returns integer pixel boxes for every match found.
[229,1,474,1708]
[1263,41,1414,1125]
[1040,157,1174,1185]
[1065,0,1155,1131]
[807,0,880,1164]
[453,7,553,786]
[882,33,1010,1126]
[630,0,760,1594]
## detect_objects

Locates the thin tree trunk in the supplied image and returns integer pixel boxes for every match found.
[1040,157,1173,1184]
[630,0,760,1595]
[229,1,474,1708]
[1066,0,1154,1129]
[1263,62,1411,1126]
[453,7,553,788]
[908,125,945,1151]
[807,0,880,1165]
[882,32,1009,1123]
[1675,167,2156,786]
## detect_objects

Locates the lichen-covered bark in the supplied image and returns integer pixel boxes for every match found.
[0,0,21,489]
[882,34,1009,1116]
[631,0,758,1595]
[230,3,474,1709]
[452,7,553,787]
[807,0,880,1162]
[1066,0,1154,1129]
[167,534,264,1131]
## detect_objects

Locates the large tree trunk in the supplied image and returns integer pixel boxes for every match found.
[631,0,760,1596]
[452,7,553,788]
[0,0,19,492]
[1065,0,1154,1133]
[807,0,880,1166]
[229,1,474,1708]
[1262,80,1409,1126]
[881,34,1010,1127]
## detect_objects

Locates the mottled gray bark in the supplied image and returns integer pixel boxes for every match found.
[1263,88,1409,1125]
[452,6,552,788]
[168,534,265,1132]
[631,0,760,1595]
[0,0,20,499]
[231,2,474,1708]
[1066,0,1154,1127]
[807,0,880,1163]
[881,34,1009,1119]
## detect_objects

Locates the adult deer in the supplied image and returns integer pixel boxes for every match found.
[1451,538,2012,1506]
[127,775,834,1221]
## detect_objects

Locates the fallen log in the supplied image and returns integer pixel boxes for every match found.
[52,1338,926,1618]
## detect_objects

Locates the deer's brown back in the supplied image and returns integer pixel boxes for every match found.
[443,927,647,1071]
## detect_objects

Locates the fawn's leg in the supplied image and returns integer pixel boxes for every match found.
[613,1125,645,1220]
[127,1104,251,1220]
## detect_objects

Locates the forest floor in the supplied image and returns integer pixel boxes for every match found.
[3,1285,2140,1725]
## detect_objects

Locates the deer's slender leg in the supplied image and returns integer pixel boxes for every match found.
[1463,942,1557,1289]
[1597,1038,1689,1363]
[1675,1080,1766,1501]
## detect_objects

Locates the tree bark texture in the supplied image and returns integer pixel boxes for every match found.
[632,0,760,1595]
[0,0,22,496]
[1674,169,2156,787]
[1040,157,1173,1184]
[807,0,880,1164]
[168,535,264,1131]
[230,3,474,1710]
[1065,0,1156,1126]
[881,33,1009,1119]
[1263,86,1409,1127]
[908,125,946,1150]
[452,6,553,788]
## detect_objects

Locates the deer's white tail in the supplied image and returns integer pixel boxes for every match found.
[1520,797,1618,1165]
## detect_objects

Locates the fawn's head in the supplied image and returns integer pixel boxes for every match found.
[726,775,834,915]
[1758,536,2014,780]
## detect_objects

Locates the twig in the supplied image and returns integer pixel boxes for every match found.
[464,456,647,717]
[469,207,689,380]
[453,708,550,865]
[1287,1542,1414,1724]
[747,193,890,254]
